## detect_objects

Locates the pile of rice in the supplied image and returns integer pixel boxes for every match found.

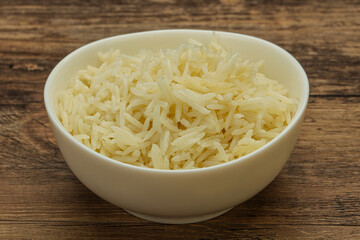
[57,38,298,170]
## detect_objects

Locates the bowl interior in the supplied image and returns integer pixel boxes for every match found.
[44,29,309,167]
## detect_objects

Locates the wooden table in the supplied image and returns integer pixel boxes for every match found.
[1,0,359,239]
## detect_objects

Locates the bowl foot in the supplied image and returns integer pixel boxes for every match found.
[125,207,233,224]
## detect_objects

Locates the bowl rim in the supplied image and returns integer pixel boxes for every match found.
[44,29,309,174]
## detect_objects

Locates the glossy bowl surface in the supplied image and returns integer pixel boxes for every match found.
[44,29,309,224]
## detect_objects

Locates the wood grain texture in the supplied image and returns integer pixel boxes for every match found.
[1,0,359,239]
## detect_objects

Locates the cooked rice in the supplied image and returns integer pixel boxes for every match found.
[56,37,298,170]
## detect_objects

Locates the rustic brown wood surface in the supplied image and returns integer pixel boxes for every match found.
[1,0,359,239]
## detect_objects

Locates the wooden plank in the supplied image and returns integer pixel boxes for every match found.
[0,221,276,240]
[1,222,359,240]
[277,225,360,239]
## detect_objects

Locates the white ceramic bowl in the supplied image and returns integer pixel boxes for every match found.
[44,29,309,224]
